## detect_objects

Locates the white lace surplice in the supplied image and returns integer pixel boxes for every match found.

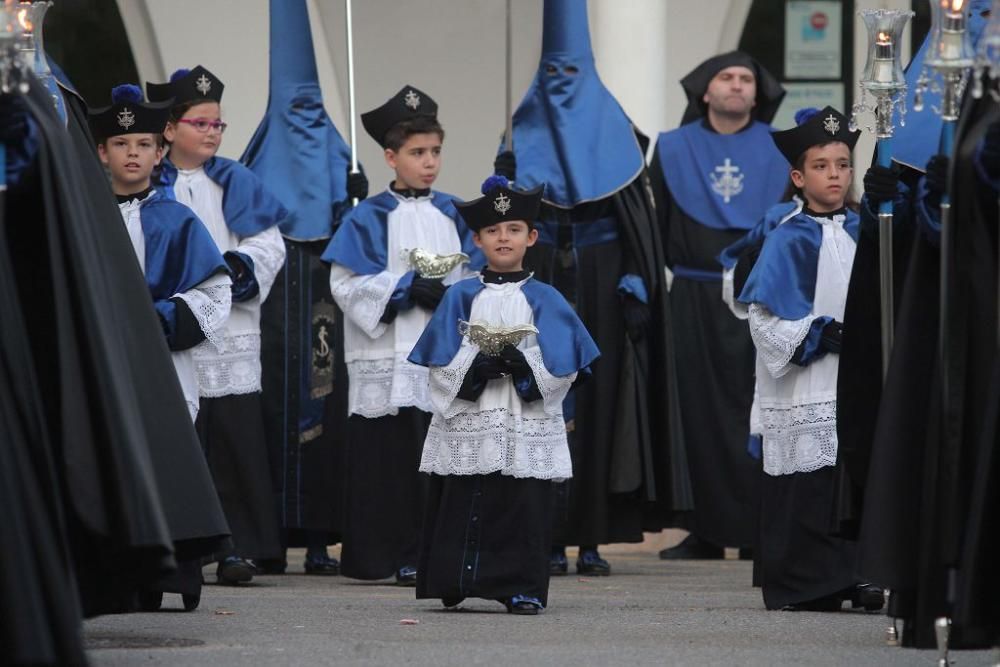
[119,195,234,420]
[748,213,856,476]
[419,277,575,481]
[330,190,475,417]
[173,167,286,397]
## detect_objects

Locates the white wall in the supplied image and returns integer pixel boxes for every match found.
[117,0,767,198]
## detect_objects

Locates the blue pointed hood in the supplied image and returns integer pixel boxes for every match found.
[893,0,991,172]
[508,0,644,208]
[240,0,355,241]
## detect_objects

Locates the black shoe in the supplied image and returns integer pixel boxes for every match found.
[549,551,568,576]
[136,590,163,612]
[845,583,884,612]
[658,534,724,560]
[304,553,340,576]
[576,549,611,576]
[781,593,843,612]
[504,595,543,615]
[395,565,417,587]
[255,557,287,575]
[181,593,200,612]
[217,557,255,585]
[442,597,464,609]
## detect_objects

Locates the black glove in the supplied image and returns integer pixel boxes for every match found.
[457,352,509,401]
[924,155,949,200]
[820,319,843,355]
[493,151,516,181]
[499,345,531,379]
[622,295,651,342]
[863,165,899,207]
[346,169,369,202]
[224,251,260,301]
[410,277,447,311]
[0,94,28,144]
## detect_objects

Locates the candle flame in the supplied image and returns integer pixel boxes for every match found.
[877,31,891,45]
[16,6,30,31]
[951,0,965,10]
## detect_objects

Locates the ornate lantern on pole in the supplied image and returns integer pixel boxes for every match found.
[851,8,914,380]
[14,1,61,118]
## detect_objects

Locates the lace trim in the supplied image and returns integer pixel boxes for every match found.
[522,347,575,416]
[429,345,478,419]
[175,279,231,353]
[236,226,286,303]
[760,399,838,476]
[748,303,813,379]
[192,332,262,396]
[346,354,431,417]
[331,267,395,338]
[420,407,572,480]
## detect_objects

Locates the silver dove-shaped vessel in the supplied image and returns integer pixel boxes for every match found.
[401,248,470,279]
[458,320,539,356]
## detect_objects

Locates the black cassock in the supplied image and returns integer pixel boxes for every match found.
[525,172,690,547]
[647,148,759,549]
[260,239,346,545]
[8,79,230,616]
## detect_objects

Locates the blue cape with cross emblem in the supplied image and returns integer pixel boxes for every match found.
[656,120,788,231]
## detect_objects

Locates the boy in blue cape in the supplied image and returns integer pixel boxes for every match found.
[146,65,286,585]
[734,106,882,613]
[322,85,483,584]
[409,175,598,614]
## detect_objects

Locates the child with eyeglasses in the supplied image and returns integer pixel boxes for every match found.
[146,65,287,587]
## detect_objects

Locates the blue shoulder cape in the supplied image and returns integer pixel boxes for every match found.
[239,0,355,241]
[717,200,801,270]
[408,276,600,378]
[737,208,859,319]
[158,156,288,238]
[657,121,789,231]
[139,191,228,300]
[320,190,485,274]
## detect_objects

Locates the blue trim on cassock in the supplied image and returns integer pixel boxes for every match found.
[139,191,229,338]
[320,190,485,273]
[158,156,288,238]
[794,315,833,366]
[617,274,648,303]
[737,208,859,320]
[239,0,356,241]
[657,121,788,231]
[534,216,618,248]
[718,200,801,270]
[3,115,39,187]
[408,276,600,378]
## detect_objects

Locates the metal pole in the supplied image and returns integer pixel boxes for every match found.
[875,94,895,380]
[344,0,359,206]
[504,0,513,153]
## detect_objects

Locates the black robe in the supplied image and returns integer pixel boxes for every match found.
[647,144,759,549]
[14,79,230,614]
[855,91,1000,649]
[260,239,346,545]
[525,171,690,546]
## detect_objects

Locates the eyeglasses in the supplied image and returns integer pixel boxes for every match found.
[176,118,228,134]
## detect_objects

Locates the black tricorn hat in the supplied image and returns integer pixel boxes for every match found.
[771,106,860,165]
[361,85,438,148]
[456,176,543,232]
[680,50,785,125]
[88,84,172,141]
[146,65,224,106]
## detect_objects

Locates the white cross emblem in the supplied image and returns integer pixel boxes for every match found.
[493,192,512,214]
[196,74,212,96]
[823,114,840,135]
[404,89,421,110]
[116,107,135,130]
[709,158,744,204]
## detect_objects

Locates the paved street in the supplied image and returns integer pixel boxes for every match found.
[85,536,996,666]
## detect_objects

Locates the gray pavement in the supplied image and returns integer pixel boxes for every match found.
[85,544,997,666]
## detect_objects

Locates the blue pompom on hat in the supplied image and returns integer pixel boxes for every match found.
[111,83,143,105]
[170,68,191,83]
[794,107,821,127]
[480,174,510,195]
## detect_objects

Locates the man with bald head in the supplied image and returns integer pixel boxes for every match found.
[648,52,787,560]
